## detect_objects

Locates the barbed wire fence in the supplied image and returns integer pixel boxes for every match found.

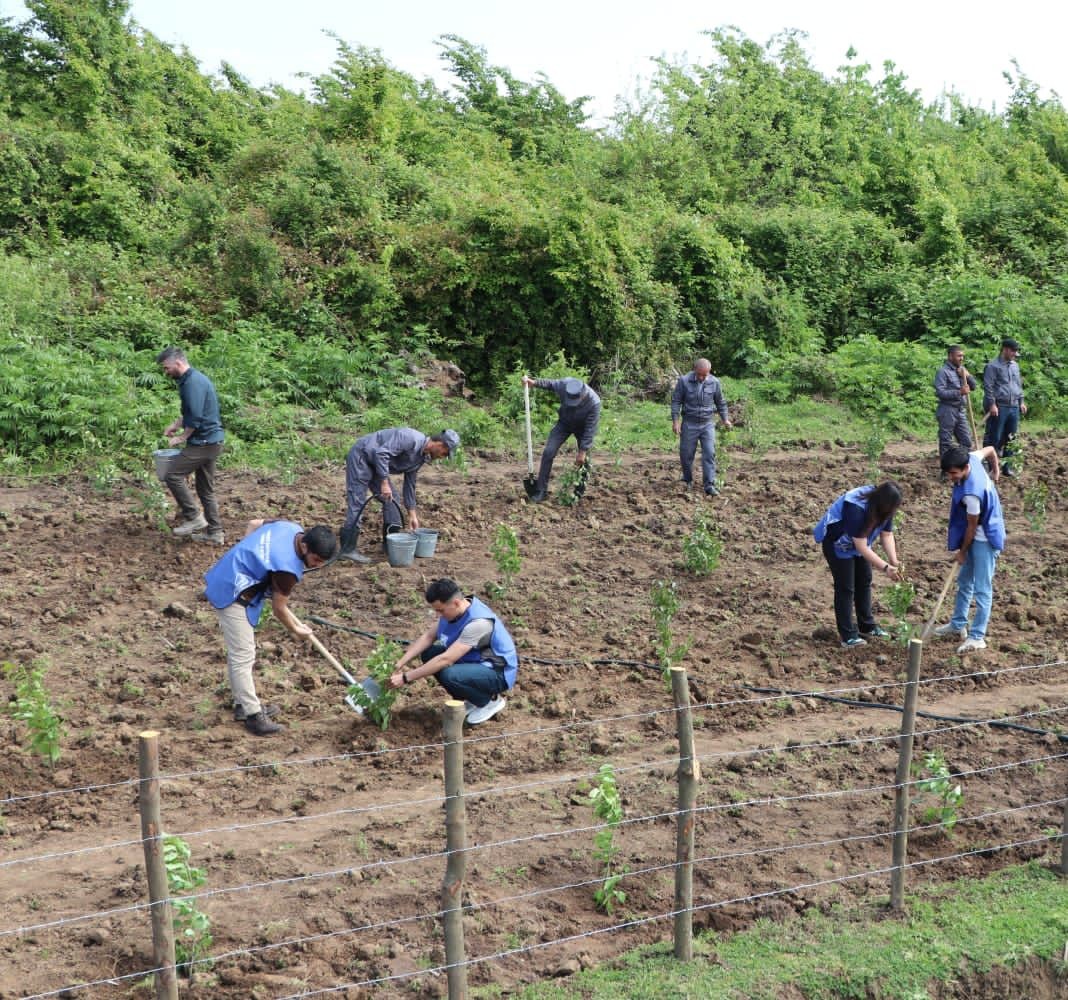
[2,649,1065,999]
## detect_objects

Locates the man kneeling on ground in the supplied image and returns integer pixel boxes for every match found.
[389,578,518,725]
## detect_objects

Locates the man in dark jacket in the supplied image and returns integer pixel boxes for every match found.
[933,345,977,460]
[982,338,1027,477]
[157,346,225,543]
[522,375,601,502]
[338,427,459,562]
[671,358,732,496]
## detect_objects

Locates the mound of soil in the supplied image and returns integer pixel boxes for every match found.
[1,434,1065,998]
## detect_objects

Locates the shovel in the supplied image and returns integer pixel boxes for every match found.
[919,563,960,642]
[522,380,539,499]
[307,632,380,714]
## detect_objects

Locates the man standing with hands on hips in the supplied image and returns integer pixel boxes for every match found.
[671,358,732,496]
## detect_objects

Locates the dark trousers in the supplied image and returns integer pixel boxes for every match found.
[421,644,508,707]
[822,536,876,642]
[936,404,972,458]
[164,443,222,531]
[983,405,1020,473]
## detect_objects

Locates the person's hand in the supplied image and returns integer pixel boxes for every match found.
[672,421,680,437]
[989,403,999,418]
[379,483,393,501]
[886,564,901,581]
[388,670,405,690]
[723,419,733,430]
[522,375,536,387]
[293,622,313,638]
[167,435,184,447]
[960,381,971,394]
[408,510,420,530]
[1021,403,1028,415]
[956,550,967,565]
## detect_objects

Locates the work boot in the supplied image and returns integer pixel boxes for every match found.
[173,514,208,536]
[233,703,280,722]
[191,529,225,545]
[337,524,370,564]
[244,711,284,736]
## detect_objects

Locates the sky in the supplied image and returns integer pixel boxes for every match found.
[2,0,1066,125]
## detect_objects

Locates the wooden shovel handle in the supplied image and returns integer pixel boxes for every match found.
[307,632,356,684]
[920,563,959,641]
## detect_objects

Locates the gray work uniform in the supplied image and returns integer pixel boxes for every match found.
[982,356,1025,471]
[671,371,729,491]
[532,379,601,494]
[934,361,977,458]
[343,427,429,530]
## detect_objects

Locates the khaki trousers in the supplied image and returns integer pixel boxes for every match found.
[216,603,260,716]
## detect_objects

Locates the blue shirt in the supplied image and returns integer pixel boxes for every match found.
[177,368,224,445]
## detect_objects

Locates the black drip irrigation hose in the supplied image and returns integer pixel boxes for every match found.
[744,685,1068,744]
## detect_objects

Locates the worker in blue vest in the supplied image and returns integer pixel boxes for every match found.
[814,482,902,648]
[205,519,338,735]
[389,578,519,725]
[933,446,1004,654]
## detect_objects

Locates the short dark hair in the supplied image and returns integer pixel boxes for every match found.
[156,346,187,365]
[940,447,970,472]
[946,345,962,355]
[425,578,462,604]
[304,525,338,560]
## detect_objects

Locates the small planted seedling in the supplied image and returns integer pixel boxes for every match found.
[556,460,591,506]
[1023,481,1048,531]
[487,523,521,599]
[884,577,916,645]
[162,834,212,979]
[682,509,722,576]
[348,636,404,730]
[913,749,963,832]
[588,763,627,914]
[126,471,171,533]
[3,660,64,765]
[651,580,691,685]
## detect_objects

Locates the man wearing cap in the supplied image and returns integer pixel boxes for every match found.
[337,427,459,562]
[934,345,977,460]
[521,375,601,503]
[671,358,733,496]
[982,338,1027,477]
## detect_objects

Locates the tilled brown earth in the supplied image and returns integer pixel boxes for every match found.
[1,434,1066,999]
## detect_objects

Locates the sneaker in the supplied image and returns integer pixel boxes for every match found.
[233,703,280,722]
[840,637,867,649]
[933,622,967,641]
[957,637,987,654]
[861,626,891,639]
[704,486,720,497]
[191,529,225,544]
[528,490,547,503]
[173,514,208,536]
[465,696,506,725]
[244,711,284,736]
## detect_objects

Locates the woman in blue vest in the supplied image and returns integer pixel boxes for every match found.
[933,446,1004,653]
[390,578,519,725]
[814,482,903,648]
[204,519,338,735]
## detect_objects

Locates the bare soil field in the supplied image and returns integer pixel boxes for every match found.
[1,432,1066,999]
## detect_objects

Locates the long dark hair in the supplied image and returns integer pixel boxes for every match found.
[862,481,902,534]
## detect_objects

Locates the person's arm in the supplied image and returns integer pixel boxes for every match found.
[394,621,439,672]
[955,514,979,565]
[271,589,312,638]
[714,384,733,428]
[972,445,1000,481]
[935,366,961,404]
[389,628,472,689]
[880,531,900,570]
[402,470,419,515]
[851,535,901,580]
[575,404,600,464]
[670,378,685,433]
[983,362,999,416]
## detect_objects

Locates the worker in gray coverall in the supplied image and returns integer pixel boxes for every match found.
[671,358,732,496]
[934,345,977,460]
[522,375,601,502]
[338,427,459,562]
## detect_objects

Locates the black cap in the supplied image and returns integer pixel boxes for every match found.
[1001,338,1021,351]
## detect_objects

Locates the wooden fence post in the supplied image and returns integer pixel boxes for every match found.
[441,701,468,999]
[1060,774,1067,877]
[671,667,698,960]
[890,639,923,912]
[138,731,178,1000]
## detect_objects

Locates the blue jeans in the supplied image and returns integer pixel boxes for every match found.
[949,540,998,640]
[421,645,508,707]
[679,420,717,490]
[983,405,1020,473]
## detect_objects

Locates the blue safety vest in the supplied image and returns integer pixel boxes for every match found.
[948,456,1005,552]
[813,486,889,559]
[204,521,307,626]
[436,596,519,688]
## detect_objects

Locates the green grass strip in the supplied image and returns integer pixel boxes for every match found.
[510,861,1068,999]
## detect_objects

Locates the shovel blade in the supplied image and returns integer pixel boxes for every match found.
[346,676,382,715]
[523,474,539,499]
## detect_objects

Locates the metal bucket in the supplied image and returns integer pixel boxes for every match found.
[385,531,418,567]
[152,448,181,481]
[413,528,439,557]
